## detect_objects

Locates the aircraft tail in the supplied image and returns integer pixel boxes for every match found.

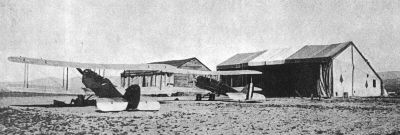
[195,76,236,95]
[240,83,254,100]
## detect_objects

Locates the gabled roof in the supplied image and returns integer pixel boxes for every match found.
[218,50,265,67]
[217,41,353,69]
[286,41,350,60]
[150,57,211,71]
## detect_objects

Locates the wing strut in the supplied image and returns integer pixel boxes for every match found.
[62,67,65,88]
[66,67,69,91]
[24,63,29,88]
[23,64,26,88]
[27,64,29,88]
[159,74,162,90]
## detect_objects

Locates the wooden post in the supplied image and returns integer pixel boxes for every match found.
[142,75,146,87]
[230,76,233,87]
[62,67,65,88]
[241,74,243,86]
[160,74,162,90]
[164,74,167,86]
[23,64,26,88]
[192,75,195,88]
[26,64,29,88]
[155,74,157,87]
[167,74,169,86]
[66,67,68,91]
[150,75,153,87]
[351,45,355,96]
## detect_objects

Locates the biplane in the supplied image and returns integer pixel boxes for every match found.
[8,56,264,112]
[195,75,266,102]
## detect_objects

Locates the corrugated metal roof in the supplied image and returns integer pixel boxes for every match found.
[287,42,350,60]
[217,41,353,68]
[150,57,212,71]
[218,50,266,66]
[150,57,197,67]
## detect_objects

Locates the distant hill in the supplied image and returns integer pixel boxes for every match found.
[378,71,400,93]
[5,77,71,89]
[0,84,10,92]
[28,77,63,87]
[379,71,400,80]
[1,76,122,91]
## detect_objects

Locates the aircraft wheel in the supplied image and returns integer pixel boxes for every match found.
[124,85,141,110]
[208,94,215,101]
[196,94,202,101]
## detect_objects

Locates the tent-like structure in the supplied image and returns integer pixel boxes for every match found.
[217,41,383,98]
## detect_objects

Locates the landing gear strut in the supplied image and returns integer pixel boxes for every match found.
[195,93,216,101]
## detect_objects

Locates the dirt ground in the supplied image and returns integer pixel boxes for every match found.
[1,95,400,135]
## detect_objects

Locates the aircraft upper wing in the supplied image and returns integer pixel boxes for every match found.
[8,56,262,75]
[8,56,177,71]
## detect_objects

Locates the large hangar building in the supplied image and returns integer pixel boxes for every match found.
[217,41,383,98]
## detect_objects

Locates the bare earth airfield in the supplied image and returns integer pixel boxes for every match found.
[4,0,400,134]
[2,43,398,134]
[1,95,400,134]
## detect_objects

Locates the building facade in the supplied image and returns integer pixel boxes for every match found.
[217,41,382,98]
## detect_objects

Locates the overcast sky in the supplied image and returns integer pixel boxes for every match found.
[1,0,400,82]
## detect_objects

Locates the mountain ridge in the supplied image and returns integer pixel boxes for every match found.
[378,71,400,93]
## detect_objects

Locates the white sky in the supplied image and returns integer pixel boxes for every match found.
[1,0,400,82]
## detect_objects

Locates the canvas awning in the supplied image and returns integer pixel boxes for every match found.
[170,69,262,75]
[217,41,353,70]
[121,68,262,76]
[248,46,304,66]
[217,50,265,69]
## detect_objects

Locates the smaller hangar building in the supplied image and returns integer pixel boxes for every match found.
[217,41,383,98]
[121,57,211,88]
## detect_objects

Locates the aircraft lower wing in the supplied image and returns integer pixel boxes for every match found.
[136,101,161,111]
[96,98,160,112]
[226,93,266,101]
[225,93,247,100]
[96,97,129,112]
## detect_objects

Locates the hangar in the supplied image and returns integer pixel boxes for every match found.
[121,57,211,88]
[217,41,383,98]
